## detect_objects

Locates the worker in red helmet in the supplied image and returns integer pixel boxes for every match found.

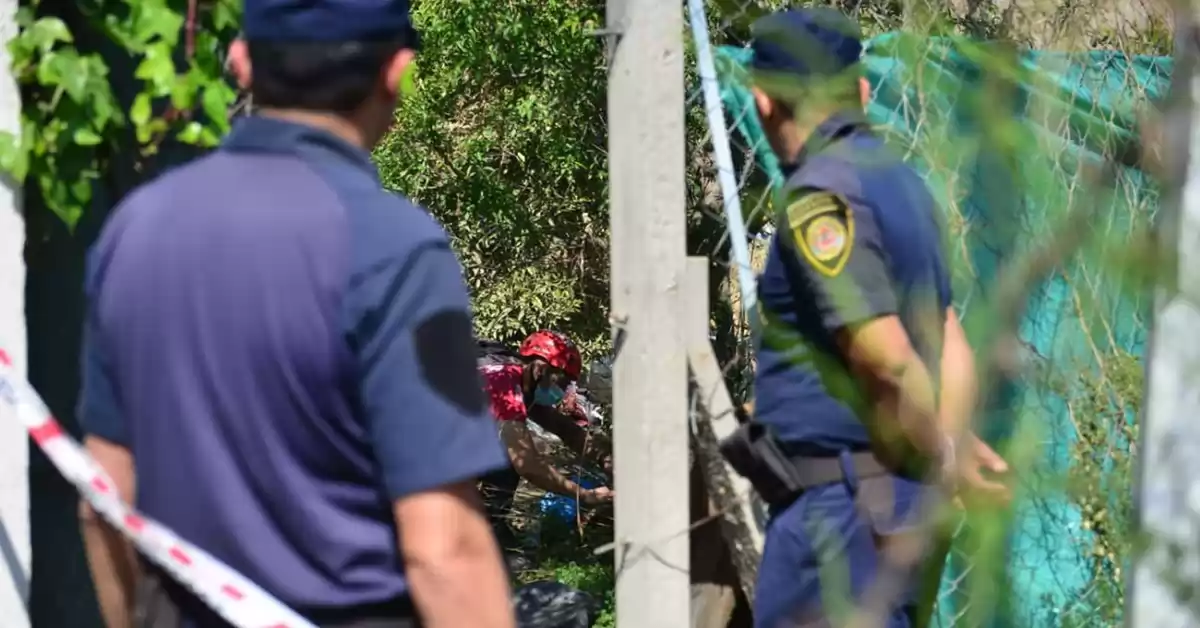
[478,329,614,572]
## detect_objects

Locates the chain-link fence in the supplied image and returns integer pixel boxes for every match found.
[685,0,1171,625]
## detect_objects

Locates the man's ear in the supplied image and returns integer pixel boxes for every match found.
[751,86,774,121]
[227,39,252,90]
[382,48,418,99]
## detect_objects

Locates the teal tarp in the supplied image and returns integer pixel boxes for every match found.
[716,34,1170,626]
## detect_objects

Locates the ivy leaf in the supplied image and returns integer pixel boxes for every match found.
[169,73,197,111]
[73,127,103,146]
[136,117,167,146]
[34,50,62,87]
[201,84,231,127]
[0,131,29,182]
[131,93,152,127]
[14,7,34,28]
[178,121,203,144]
[38,168,84,231]
[210,0,241,31]
[69,177,93,208]
[134,44,177,94]
[26,18,72,54]
[51,51,89,102]
[134,1,185,47]
[199,126,222,147]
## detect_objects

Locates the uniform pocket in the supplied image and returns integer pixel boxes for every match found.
[854,474,936,537]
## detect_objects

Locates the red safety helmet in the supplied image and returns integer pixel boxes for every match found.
[518,330,583,380]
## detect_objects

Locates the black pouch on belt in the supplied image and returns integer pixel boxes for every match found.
[719,421,901,508]
[717,421,806,505]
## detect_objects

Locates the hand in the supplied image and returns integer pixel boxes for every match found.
[970,435,1009,475]
[952,435,1012,507]
[581,486,614,505]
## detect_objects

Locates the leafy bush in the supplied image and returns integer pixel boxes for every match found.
[376,0,611,357]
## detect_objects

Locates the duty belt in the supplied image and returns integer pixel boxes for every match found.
[719,421,897,507]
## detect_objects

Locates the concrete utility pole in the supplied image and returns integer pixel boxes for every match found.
[0,0,29,625]
[1130,7,1200,627]
[606,0,690,624]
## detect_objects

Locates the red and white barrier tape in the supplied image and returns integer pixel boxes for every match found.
[0,349,316,628]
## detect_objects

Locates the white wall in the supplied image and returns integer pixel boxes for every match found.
[0,0,29,624]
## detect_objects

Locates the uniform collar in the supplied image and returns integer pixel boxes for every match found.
[222,115,380,181]
[790,110,870,168]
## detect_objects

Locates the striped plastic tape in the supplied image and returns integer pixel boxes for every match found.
[0,349,316,628]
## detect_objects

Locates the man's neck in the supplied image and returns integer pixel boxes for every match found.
[257,108,372,150]
[778,124,812,165]
[781,108,861,164]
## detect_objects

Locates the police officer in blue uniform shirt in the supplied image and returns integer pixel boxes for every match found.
[724,8,1012,628]
[76,1,517,627]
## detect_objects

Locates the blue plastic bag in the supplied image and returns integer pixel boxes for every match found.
[538,476,599,523]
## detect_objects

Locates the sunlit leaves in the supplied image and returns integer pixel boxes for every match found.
[0,0,240,230]
[377,0,610,357]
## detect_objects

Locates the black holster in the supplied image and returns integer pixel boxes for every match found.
[718,421,892,506]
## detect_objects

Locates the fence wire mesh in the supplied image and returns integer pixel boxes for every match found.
[685,0,1171,625]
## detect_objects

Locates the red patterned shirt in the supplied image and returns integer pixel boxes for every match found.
[480,363,528,422]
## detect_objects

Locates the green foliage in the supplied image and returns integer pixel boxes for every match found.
[1056,351,1141,627]
[375,0,610,356]
[520,514,617,628]
[548,561,616,628]
[1,0,240,229]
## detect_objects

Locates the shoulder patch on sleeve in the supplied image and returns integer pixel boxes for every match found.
[785,192,854,277]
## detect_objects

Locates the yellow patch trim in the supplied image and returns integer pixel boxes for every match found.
[786,194,841,230]
[786,193,854,278]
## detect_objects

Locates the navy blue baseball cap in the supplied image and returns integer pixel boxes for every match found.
[243,0,418,43]
[749,8,863,78]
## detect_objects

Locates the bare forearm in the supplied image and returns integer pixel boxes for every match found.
[501,422,584,497]
[80,506,140,628]
[515,455,582,497]
[407,551,514,628]
[868,357,944,461]
[938,339,978,439]
[397,485,516,628]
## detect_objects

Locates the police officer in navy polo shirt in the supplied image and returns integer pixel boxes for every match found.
[732,8,1012,627]
[76,1,516,626]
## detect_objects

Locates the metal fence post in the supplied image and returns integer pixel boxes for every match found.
[606,0,690,624]
[1130,6,1200,626]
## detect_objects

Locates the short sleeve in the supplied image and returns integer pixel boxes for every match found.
[936,259,953,310]
[781,190,897,332]
[78,249,127,446]
[928,207,954,310]
[481,365,527,422]
[349,241,509,499]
